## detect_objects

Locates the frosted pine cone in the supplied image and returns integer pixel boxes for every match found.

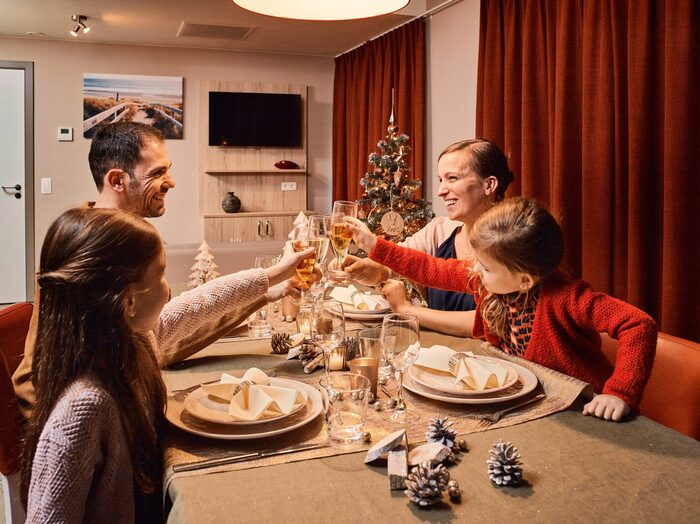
[404,461,450,508]
[487,440,523,487]
[426,417,456,448]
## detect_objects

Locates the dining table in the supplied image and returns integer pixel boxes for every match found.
[161,320,700,523]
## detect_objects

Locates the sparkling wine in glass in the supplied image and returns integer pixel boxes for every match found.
[328,200,358,283]
[291,225,316,301]
[308,214,331,300]
[380,313,420,424]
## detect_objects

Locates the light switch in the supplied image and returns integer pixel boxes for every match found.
[281,182,297,191]
[57,127,73,141]
[41,177,52,194]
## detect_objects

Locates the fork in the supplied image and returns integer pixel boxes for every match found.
[465,393,546,423]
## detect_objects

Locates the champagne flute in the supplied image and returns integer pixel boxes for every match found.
[308,214,331,300]
[380,313,420,424]
[291,225,316,301]
[328,200,358,283]
[311,299,345,375]
[253,255,279,321]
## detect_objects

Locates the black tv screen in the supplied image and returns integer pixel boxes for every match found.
[209,92,302,147]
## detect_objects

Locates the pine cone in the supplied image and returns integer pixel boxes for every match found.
[270,333,291,355]
[299,341,320,364]
[344,336,359,361]
[487,440,523,487]
[404,461,450,508]
[426,417,456,448]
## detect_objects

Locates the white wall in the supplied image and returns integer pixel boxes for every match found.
[425,0,480,216]
[0,38,334,258]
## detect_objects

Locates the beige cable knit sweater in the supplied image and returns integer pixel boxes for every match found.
[26,269,269,522]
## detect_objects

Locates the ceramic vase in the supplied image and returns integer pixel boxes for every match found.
[221,192,241,213]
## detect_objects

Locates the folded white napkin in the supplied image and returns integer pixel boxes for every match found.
[329,285,390,311]
[413,345,509,391]
[201,368,305,421]
[288,212,309,239]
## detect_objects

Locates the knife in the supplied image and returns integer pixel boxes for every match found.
[172,442,327,473]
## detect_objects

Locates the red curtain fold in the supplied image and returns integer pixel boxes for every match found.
[477,0,700,342]
[333,19,426,202]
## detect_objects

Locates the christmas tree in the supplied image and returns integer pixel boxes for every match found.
[356,98,434,243]
[187,241,220,288]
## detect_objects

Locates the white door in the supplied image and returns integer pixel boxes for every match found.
[0,62,33,303]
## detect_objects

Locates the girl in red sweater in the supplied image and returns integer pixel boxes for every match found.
[345,197,657,422]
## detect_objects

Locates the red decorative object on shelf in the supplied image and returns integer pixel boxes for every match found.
[274,160,299,169]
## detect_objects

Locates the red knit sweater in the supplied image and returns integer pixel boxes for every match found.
[371,239,657,410]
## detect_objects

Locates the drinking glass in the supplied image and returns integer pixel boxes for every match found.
[311,299,345,374]
[308,214,331,301]
[253,254,279,322]
[328,200,358,283]
[291,225,316,301]
[319,373,371,448]
[380,313,421,424]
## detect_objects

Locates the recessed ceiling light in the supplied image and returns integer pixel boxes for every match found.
[231,0,409,21]
[26,31,46,37]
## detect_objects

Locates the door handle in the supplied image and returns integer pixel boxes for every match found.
[2,184,22,199]
[257,220,263,237]
[265,220,272,237]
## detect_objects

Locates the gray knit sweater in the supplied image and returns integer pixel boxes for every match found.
[26,269,269,522]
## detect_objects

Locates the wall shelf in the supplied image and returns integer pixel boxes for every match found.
[203,210,313,218]
[206,169,306,175]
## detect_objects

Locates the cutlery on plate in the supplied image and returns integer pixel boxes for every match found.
[168,369,277,396]
[465,392,546,423]
[172,442,327,473]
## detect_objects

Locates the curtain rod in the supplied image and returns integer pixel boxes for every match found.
[336,0,465,58]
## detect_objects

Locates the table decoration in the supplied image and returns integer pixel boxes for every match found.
[270,332,304,354]
[447,480,462,502]
[364,429,406,464]
[404,461,450,508]
[388,445,408,489]
[487,440,523,487]
[458,439,469,452]
[407,442,452,466]
[426,416,457,447]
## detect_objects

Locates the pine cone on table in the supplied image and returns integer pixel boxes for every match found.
[270,333,292,355]
[426,417,457,448]
[344,336,359,361]
[487,440,523,487]
[299,341,321,365]
[404,461,450,508]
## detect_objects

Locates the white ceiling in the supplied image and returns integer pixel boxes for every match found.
[1,0,434,57]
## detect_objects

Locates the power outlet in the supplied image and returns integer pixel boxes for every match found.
[281,182,297,191]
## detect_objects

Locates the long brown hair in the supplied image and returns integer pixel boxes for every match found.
[438,138,515,201]
[21,207,167,506]
[469,197,564,338]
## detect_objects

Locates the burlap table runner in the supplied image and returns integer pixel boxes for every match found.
[162,334,590,492]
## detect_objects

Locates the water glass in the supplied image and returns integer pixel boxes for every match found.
[357,327,391,382]
[319,373,371,448]
[311,299,345,374]
[254,255,279,320]
[381,313,420,424]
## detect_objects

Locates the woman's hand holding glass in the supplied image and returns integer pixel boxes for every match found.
[341,216,377,254]
[328,201,358,283]
[381,313,420,424]
[308,214,331,300]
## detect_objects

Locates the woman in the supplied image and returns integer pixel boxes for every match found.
[22,207,312,522]
[344,138,514,335]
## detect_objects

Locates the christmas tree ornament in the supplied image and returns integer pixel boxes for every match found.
[458,439,469,452]
[487,440,523,487]
[404,461,450,508]
[362,431,373,443]
[187,242,220,288]
[447,480,461,502]
[426,417,457,448]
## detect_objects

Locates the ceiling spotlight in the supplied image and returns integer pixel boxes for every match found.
[69,15,90,37]
[231,0,409,21]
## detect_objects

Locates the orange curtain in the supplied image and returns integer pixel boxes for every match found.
[477,0,700,342]
[333,18,426,202]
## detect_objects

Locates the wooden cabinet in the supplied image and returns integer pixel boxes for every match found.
[199,81,311,244]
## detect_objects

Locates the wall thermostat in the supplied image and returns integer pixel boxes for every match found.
[57,127,73,141]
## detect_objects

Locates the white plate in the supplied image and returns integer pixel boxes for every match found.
[403,358,538,405]
[344,310,391,321]
[166,378,322,440]
[409,356,519,396]
[183,378,308,425]
[343,305,391,315]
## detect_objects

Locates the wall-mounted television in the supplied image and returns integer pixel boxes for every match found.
[208,91,302,147]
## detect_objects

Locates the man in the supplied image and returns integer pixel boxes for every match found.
[13,122,287,417]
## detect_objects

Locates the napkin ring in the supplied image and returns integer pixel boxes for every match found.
[448,353,469,374]
[233,380,254,396]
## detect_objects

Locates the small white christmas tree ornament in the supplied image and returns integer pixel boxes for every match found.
[187,241,220,288]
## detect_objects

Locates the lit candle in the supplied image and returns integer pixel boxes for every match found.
[328,348,346,371]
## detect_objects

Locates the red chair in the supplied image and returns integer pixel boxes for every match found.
[600,332,700,440]
[0,301,32,523]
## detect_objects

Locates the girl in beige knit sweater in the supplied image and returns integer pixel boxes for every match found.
[22,207,312,522]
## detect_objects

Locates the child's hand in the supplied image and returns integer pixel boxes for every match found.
[582,394,630,421]
[380,279,411,313]
[341,255,389,285]
[343,217,377,254]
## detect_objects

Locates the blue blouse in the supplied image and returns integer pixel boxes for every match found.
[426,227,477,311]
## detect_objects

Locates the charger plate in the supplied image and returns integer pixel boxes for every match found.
[183,378,308,426]
[409,356,519,396]
[403,358,538,405]
[166,379,322,440]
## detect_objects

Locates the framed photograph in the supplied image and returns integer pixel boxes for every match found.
[83,73,183,139]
